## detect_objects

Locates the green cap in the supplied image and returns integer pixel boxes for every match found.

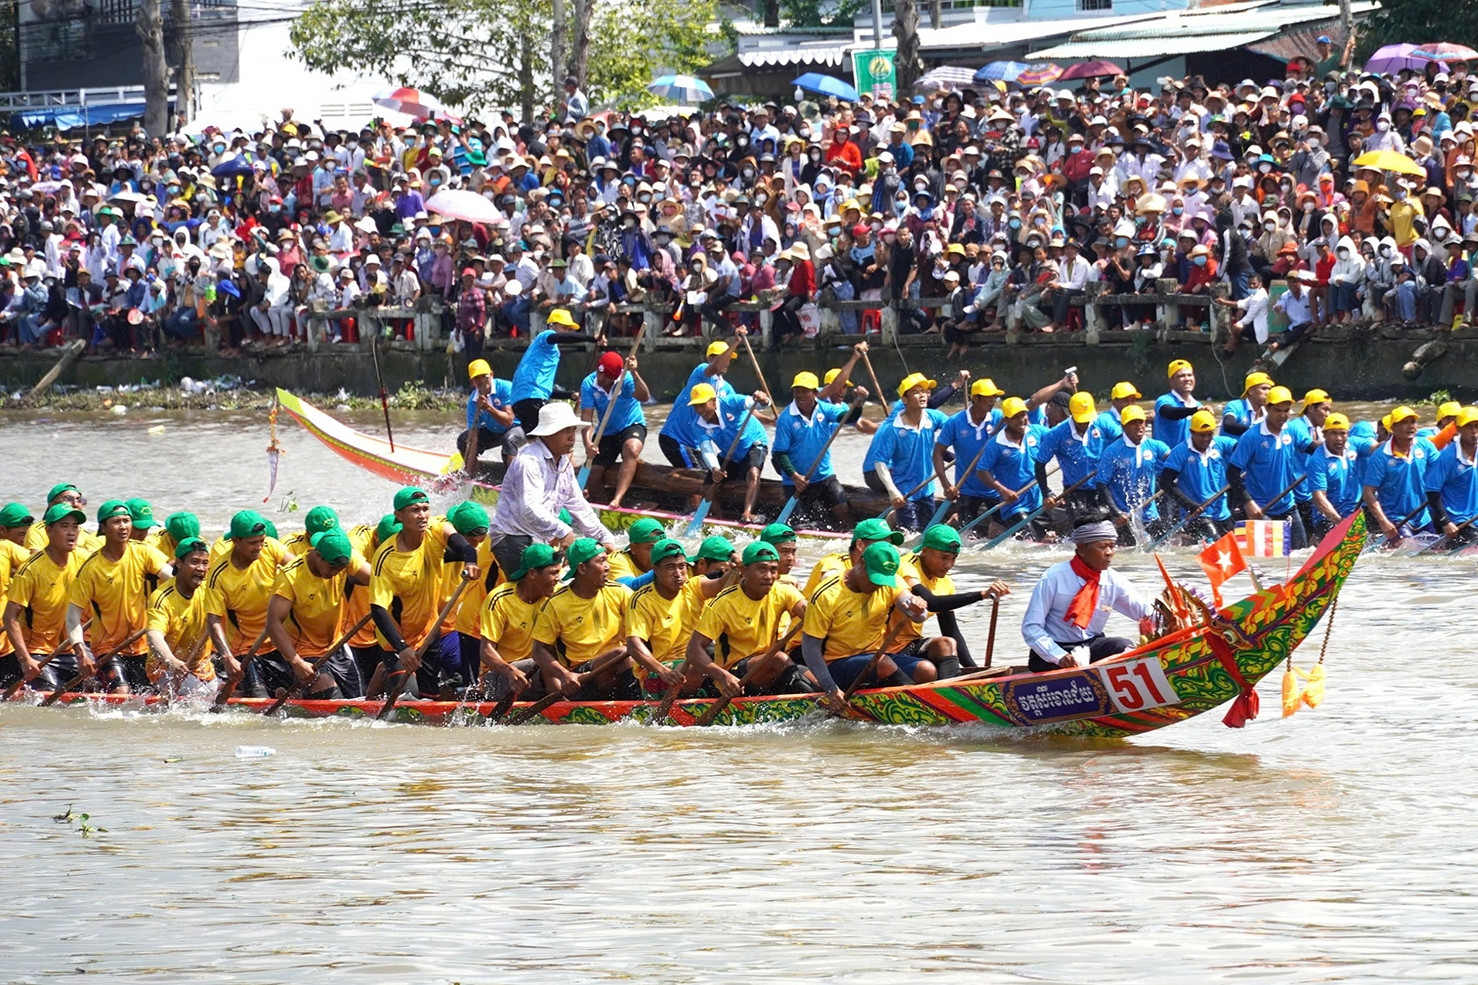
[46,483,78,505]
[304,505,340,535]
[920,524,963,554]
[558,508,573,526]
[174,536,209,559]
[263,519,279,540]
[511,543,560,580]
[311,529,354,565]
[0,502,35,527]
[861,542,901,587]
[741,541,780,565]
[125,497,158,528]
[374,513,402,545]
[226,509,269,540]
[759,523,796,545]
[164,511,200,544]
[96,499,131,526]
[649,538,688,565]
[688,534,736,565]
[447,501,490,535]
[627,517,666,545]
[851,518,905,547]
[43,503,85,526]
[393,486,429,511]
[563,537,606,579]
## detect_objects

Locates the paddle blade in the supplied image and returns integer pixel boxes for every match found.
[576,464,592,489]
[1281,668,1303,718]
[775,496,798,526]
[684,499,713,538]
[442,451,464,476]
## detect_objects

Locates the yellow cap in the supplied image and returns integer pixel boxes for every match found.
[1380,413,1393,431]
[1110,381,1142,400]
[1457,406,1478,428]
[1243,371,1274,393]
[1389,404,1418,425]
[547,308,577,327]
[706,340,731,358]
[970,378,1005,397]
[999,396,1029,418]
[1302,388,1331,406]
[824,368,851,386]
[1167,359,1193,379]
[791,371,820,390]
[688,383,717,406]
[467,358,491,380]
[1438,400,1463,421]
[1267,386,1294,405]
[1189,409,1217,433]
[1324,412,1350,431]
[1120,405,1148,425]
[1069,391,1095,423]
[897,372,937,398]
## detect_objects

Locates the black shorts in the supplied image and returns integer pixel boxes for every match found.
[593,423,648,466]
[894,636,939,661]
[658,432,692,468]
[722,444,768,478]
[99,654,151,692]
[789,474,847,509]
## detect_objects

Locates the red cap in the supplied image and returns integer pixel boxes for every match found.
[598,351,624,376]
[852,223,868,237]
[461,267,475,277]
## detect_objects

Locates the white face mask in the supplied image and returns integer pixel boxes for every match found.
[1377,120,1391,132]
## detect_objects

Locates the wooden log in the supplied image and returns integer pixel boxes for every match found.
[24,339,86,403]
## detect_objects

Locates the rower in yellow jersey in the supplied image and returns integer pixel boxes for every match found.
[530,538,635,700]
[143,537,217,696]
[606,518,665,582]
[145,512,201,559]
[2,504,90,692]
[893,524,1010,680]
[626,538,730,696]
[368,487,480,700]
[801,518,905,595]
[443,502,503,694]
[759,523,801,587]
[204,510,291,698]
[685,540,810,698]
[64,500,172,694]
[478,543,564,698]
[0,503,34,669]
[265,528,371,698]
[345,515,396,688]
[280,506,342,557]
[25,484,102,555]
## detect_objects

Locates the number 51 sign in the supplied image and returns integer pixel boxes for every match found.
[1097,657,1181,713]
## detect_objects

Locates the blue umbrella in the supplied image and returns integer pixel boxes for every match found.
[792,73,860,102]
[647,74,714,104]
[974,61,1029,84]
[210,155,254,180]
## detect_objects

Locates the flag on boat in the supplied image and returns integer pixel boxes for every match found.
[1237,519,1291,558]
[1198,530,1247,606]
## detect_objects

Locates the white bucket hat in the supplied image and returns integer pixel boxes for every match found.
[530,401,589,437]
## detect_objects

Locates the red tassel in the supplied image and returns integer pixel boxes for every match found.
[1221,688,1260,728]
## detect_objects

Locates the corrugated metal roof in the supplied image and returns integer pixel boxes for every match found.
[916,13,1160,54]
[1030,30,1276,59]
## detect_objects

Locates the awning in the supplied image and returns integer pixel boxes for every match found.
[10,102,145,131]
[1030,31,1277,61]
[737,44,851,69]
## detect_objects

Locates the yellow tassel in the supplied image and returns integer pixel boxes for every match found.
[1300,664,1326,709]
[1281,668,1303,718]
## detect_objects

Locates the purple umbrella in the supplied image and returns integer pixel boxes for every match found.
[1364,43,1444,75]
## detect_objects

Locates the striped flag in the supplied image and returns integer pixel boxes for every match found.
[1237,519,1291,558]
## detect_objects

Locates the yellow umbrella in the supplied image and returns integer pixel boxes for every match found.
[1351,149,1426,178]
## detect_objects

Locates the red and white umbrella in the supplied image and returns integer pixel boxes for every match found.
[425,189,501,225]
[372,86,451,120]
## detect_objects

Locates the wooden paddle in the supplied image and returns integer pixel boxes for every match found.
[775,392,864,526]
[684,403,757,537]
[983,591,1001,669]
[39,626,148,707]
[210,625,272,712]
[376,576,475,722]
[262,613,373,716]
[2,619,91,702]
[156,628,215,709]
[1367,502,1433,551]
[1146,483,1232,551]
[691,620,805,727]
[1419,514,1478,554]
[904,436,994,549]
[832,619,913,715]
[876,470,944,523]
[980,472,1096,550]
[578,321,648,491]
[737,333,777,411]
[369,333,395,452]
[504,646,633,726]
[957,464,1064,539]
[860,350,888,419]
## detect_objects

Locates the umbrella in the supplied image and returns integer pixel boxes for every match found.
[109,189,146,204]
[372,86,450,119]
[1410,42,1478,63]
[1364,43,1444,75]
[792,73,860,102]
[974,61,1030,83]
[1057,60,1124,81]
[1352,149,1426,178]
[647,74,713,104]
[916,65,977,90]
[210,155,254,180]
[425,188,501,225]
[1015,64,1064,87]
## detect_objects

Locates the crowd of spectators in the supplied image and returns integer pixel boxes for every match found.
[3,44,1478,361]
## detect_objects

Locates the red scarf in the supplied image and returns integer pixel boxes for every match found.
[1065,556,1101,630]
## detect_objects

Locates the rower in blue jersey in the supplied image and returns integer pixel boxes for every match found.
[1424,406,1478,546]
[932,379,1005,529]
[772,369,867,526]
[1035,392,1110,514]
[1362,404,1438,539]
[978,396,1051,540]
[458,358,520,466]
[859,368,970,487]
[690,382,773,524]
[1094,405,1171,545]
[1153,359,1202,449]
[1308,413,1364,537]
[1283,388,1332,535]
[658,335,742,468]
[1226,386,1312,549]
[869,373,950,532]
[1094,381,1141,443]
[1221,370,1273,437]
[508,308,592,430]
[578,349,651,510]
[1159,409,1237,541]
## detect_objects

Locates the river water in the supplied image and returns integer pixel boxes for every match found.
[1,404,1474,983]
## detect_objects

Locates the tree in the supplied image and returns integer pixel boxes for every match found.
[778,0,865,28]
[891,0,920,91]
[137,0,170,135]
[1356,0,1478,60]
[171,0,196,125]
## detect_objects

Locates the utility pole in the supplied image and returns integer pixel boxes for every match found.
[551,0,566,120]
[171,0,195,125]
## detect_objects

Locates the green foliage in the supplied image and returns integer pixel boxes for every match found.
[1357,0,1478,61]
[52,805,106,837]
[780,0,866,28]
[1427,389,1451,407]
[587,0,726,110]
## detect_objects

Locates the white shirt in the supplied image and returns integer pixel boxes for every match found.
[1021,559,1153,665]
[1235,287,1270,343]
[489,439,610,545]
